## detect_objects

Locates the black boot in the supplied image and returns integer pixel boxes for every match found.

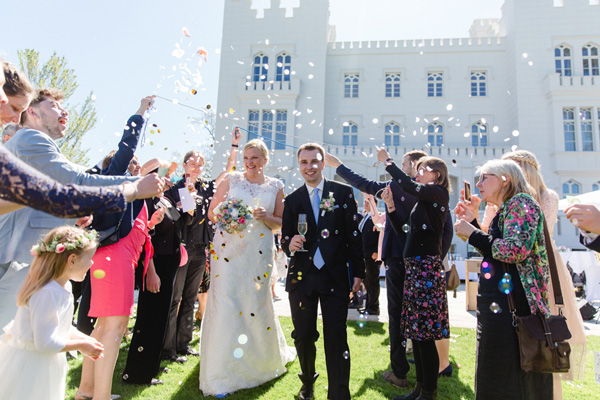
[393,383,422,400]
[416,388,437,400]
[297,372,319,400]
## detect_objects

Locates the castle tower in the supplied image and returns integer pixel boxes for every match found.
[214,0,331,185]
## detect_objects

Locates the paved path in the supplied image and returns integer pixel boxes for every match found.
[273,279,600,336]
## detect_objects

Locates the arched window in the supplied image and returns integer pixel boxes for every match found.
[580,108,594,151]
[427,72,443,97]
[276,53,291,82]
[385,73,401,97]
[554,45,572,76]
[343,122,358,146]
[252,53,268,82]
[471,121,488,147]
[593,181,600,192]
[563,108,576,151]
[384,122,401,147]
[562,179,581,197]
[344,74,359,98]
[427,122,444,146]
[582,44,599,76]
[470,71,487,96]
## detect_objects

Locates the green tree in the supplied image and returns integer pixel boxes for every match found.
[18,49,96,165]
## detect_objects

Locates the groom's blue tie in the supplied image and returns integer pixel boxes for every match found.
[311,188,325,269]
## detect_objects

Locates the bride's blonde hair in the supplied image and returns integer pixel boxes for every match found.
[243,139,269,164]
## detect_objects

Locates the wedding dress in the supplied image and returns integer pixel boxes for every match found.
[199,172,296,396]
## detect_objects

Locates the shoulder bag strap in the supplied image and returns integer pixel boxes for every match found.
[542,218,563,307]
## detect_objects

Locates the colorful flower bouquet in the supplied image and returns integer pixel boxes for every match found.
[213,198,253,234]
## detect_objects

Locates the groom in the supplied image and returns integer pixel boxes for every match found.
[282,143,365,400]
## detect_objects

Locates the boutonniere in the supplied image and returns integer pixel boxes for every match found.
[320,192,338,217]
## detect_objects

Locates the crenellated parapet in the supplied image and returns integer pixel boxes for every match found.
[328,37,505,54]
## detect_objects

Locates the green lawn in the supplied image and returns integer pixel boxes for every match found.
[65,317,600,399]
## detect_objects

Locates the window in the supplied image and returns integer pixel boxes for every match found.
[562,179,581,196]
[261,110,274,149]
[471,121,488,147]
[248,110,259,141]
[427,122,444,146]
[470,71,487,96]
[385,73,401,97]
[593,181,600,192]
[580,108,594,151]
[343,122,358,146]
[344,74,359,98]
[384,122,401,146]
[275,110,287,150]
[252,53,268,82]
[554,45,572,76]
[563,108,576,151]
[582,44,599,76]
[276,53,291,82]
[427,72,443,97]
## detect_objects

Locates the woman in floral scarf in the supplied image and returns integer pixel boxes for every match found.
[454,159,552,400]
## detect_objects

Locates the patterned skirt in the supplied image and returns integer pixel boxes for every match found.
[401,255,449,341]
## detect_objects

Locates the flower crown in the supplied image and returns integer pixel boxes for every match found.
[30,230,98,256]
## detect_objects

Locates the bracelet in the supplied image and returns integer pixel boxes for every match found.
[385,158,393,163]
[231,144,238,148]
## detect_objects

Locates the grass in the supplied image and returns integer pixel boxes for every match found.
[65,317,600,399]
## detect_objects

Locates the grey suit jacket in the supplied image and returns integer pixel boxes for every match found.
[0,128,136,264]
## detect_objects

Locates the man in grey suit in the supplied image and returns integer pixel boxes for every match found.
[0,88,137,326]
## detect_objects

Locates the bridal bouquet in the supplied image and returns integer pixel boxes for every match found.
[213,198,253,234]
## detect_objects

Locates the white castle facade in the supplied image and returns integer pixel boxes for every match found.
[213,0,600,254]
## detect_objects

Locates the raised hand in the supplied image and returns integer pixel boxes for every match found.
[381,186,395,211]
[375,145,391,163]
[135,95,156,116]
[232,126,242,146]
[325,153,342,168]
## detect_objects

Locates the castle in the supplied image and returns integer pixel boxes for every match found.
[214,0,600,252]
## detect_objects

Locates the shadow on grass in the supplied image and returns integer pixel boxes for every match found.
[347,319,386,336]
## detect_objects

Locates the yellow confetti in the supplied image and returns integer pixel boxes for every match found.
[239,312,242,316]
[229,107,235,114]
[93,269,106,279]
[260,233,264,238]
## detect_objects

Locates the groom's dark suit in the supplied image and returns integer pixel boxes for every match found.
[282,179,365,400]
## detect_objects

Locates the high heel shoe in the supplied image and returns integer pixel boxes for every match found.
[438,364,453,377]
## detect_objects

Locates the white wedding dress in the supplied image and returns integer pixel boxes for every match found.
[199,172,296,396]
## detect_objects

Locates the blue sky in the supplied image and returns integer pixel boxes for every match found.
[1,0,503,169]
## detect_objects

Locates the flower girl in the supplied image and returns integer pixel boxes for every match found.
[0,226,104,400]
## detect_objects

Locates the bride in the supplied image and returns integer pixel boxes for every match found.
[200,138,296,396]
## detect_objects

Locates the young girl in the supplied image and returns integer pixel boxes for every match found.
[0,226,104,400]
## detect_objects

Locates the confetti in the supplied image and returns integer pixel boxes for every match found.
[182,27,191,37]
[196,47,208,62]
[93,269,106,279]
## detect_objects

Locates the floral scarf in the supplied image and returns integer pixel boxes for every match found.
[493,193,551,317]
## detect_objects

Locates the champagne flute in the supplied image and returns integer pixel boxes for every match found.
[253,197,262,209]
[297,214,308,252]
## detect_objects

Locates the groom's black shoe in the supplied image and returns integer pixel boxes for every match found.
[297,383,314,400]
[297,372,318,400]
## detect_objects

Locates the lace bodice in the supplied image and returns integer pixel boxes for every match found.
[227,172,283,216]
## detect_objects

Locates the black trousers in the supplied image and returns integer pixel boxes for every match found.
[364,258,382,310]
[75,272,96,335]
[289,265,351,400]
[122,252,179,384]
[163,243,206,356]
[385,257,410,379]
